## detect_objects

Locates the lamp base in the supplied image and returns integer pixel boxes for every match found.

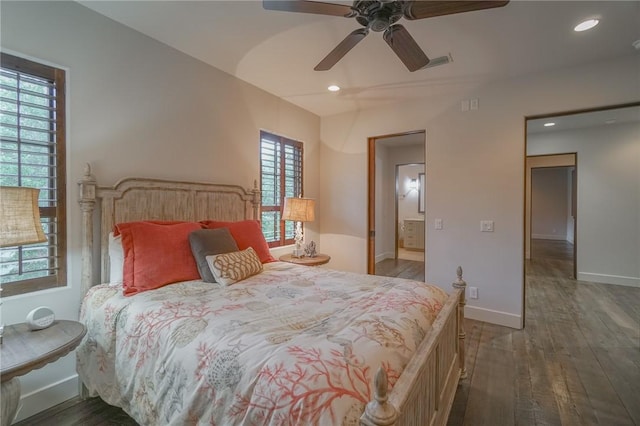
[292,248,305,258]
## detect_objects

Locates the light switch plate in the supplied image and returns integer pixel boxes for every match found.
[481,220,494,232]
[435,218,443,230]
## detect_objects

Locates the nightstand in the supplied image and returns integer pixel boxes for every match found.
[279,253,331,266]
[0,320,86,426]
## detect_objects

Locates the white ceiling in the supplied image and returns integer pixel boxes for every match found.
[79,1,640,117]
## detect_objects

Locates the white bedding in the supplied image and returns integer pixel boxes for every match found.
[77,262,448,425]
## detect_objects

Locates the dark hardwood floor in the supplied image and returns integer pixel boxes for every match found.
[448,239,639,426]
[16,240,639,425]
[375,257,425,281]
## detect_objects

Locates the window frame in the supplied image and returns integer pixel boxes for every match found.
[0,53,67,297]
[259,131,303,248]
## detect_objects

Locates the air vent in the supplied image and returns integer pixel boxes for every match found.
[421,54,453,69]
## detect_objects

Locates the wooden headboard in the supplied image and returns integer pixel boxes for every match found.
[78,164,260,296]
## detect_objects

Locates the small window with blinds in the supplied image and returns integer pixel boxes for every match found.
[0,53,67,297]
[260,131,303,247]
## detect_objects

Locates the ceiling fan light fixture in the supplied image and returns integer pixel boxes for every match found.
[574,19,599,32]
[327,85,341,92]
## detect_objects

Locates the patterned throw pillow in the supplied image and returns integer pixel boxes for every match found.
[206,247,263,286]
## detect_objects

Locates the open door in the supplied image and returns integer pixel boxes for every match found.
[367,131,426,276]
[525,153,577,279]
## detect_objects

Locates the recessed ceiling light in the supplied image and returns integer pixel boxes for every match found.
[574,19,599,32]
[544,122,556,127]
[327,85,340,92]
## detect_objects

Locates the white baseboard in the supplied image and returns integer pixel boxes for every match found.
[531,234,567,241]
[464,305,522,329]
[375,252,394,263]
[577,272,640,288]
[14,374,79,422]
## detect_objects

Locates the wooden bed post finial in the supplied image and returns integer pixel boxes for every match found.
[360,367,398,426]
[452,266,467,379]
[78,163,97,298]
[250,179,261,220]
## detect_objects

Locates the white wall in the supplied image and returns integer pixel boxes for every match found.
[531,167,570,240]
[528,122,640,287]
[1,1,320,421]
[320,56,640,328]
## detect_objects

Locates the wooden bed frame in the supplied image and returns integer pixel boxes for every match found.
[78,164,467,426]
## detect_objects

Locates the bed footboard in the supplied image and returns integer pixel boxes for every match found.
[361,267,467,426]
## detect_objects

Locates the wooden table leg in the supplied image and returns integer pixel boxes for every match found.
[1,377,20,426]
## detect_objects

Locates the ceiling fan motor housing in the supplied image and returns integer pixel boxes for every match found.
[262,0,509,72]
[354,0,403,32]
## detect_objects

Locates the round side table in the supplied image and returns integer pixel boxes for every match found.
[0,320,86,426]
[279,253,331,266]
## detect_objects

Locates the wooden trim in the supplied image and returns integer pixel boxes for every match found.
[0,276,60,298]
[367,137,375,274]
[525,101,640,121]
[395,165,399,260]
[367,130,426,275]
[0,53,67,296]
[54,67,67,288]
[259,131,303,247]
[0,52,57,80]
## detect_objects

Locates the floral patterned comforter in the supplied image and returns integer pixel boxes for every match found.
[77,262,448,425]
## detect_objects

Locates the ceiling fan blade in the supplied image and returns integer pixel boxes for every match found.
[383,24,429,72]
[404,1,509,20]
[314,28,369,71]
[263,1,353,17]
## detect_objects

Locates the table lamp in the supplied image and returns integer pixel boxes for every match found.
[0,186,47,344]
[282,197,315,258]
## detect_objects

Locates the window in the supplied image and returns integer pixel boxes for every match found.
[0,53,67,297]
[260,131,303,247]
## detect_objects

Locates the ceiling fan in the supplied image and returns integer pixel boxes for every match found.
[263,0,509,72]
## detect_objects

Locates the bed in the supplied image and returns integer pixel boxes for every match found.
[76,165,467,426]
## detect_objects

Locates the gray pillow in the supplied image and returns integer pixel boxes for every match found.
[189,228,239,282]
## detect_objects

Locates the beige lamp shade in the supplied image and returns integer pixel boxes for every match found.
[0,186,47,248]
[282,197,315,222]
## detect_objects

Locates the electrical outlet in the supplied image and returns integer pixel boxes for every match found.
[469,287,478,299]
[470,98,479,110]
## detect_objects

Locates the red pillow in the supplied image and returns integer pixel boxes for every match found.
[116,221,203,296]
[200,220,276,264]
